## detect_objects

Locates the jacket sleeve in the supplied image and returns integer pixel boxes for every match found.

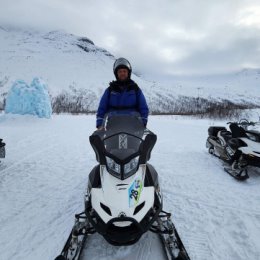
[96,88,110,128]
[137,89,149,126]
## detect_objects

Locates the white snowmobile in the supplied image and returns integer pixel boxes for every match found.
[55,114,190,260]
[206,120,260,180]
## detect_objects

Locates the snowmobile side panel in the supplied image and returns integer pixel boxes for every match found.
[239,138,260,156]
[90,165,155,224]
[144,163,159,187]
[88,165,101,189]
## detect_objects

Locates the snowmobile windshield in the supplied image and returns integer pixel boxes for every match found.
[90,114,156,180]
[104,113,145,135]
[101,115,145,179]
[104,134,142,161]
[103,114,145,161]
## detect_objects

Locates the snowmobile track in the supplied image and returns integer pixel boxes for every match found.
[80,232,169,260]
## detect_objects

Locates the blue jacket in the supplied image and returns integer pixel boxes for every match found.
[96,79,149,128]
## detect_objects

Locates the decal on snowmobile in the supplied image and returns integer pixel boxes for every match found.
[128,178,143,207]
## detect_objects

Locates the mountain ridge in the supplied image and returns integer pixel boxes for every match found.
[0,26,259,115]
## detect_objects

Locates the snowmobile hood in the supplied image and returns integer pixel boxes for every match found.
[90,165,155,224]
[239,138,260,156]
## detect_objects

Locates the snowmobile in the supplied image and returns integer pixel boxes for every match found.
[55,114,190,260]
[0,138,5,160]
[206,120,260,180]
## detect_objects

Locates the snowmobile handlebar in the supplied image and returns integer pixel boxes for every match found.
[227,121,256,126]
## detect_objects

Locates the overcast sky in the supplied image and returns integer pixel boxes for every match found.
[1,0,260,77]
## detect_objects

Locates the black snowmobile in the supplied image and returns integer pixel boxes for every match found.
[55,114,190,260]
[0,138,6,160]
[206,119,260,180]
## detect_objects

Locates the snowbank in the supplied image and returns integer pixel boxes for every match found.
[5,78,52,118]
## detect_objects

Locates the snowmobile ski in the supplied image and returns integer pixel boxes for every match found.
[55,210,190,260]
[55,212,95,260]
[150,211,190,260]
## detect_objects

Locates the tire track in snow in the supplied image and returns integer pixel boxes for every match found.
[184,233,213,260]
[0,128,90,260]
[163,188,260,216]
[0,134,59,183]
[153,138,260,260]
[6,131,52,152]
[81,232,167,260]
[3,131,59,163]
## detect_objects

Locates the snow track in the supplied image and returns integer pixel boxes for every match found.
[0,114,260,260]
[81,232,167,260]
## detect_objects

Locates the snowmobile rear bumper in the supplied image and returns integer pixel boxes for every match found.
[85,195,162,246]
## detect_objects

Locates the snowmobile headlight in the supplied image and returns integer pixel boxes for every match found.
[106,156,121,175]
[124,156,139,177]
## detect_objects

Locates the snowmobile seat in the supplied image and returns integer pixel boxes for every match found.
[208,126,227,137]
[144,163,159,188]
[218,130,232,144]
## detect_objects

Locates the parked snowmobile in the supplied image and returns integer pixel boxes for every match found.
[238,118,260,133]
[206,120,260,180]
[55,114,190,260]
[0,138,6,161]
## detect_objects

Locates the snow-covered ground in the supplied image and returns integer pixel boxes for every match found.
[0,114,260,260]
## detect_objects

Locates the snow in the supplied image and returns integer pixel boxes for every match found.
[0,114,260,260]
[0,26,117,103]
[5,77,52,118]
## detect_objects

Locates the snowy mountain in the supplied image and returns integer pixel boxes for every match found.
[156,69,260,103]
[0,26,259,115]
[0,26,116,110]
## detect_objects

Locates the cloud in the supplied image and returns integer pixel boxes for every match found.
[1,0,260,76]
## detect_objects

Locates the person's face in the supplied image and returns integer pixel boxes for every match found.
[117,68,129,81]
